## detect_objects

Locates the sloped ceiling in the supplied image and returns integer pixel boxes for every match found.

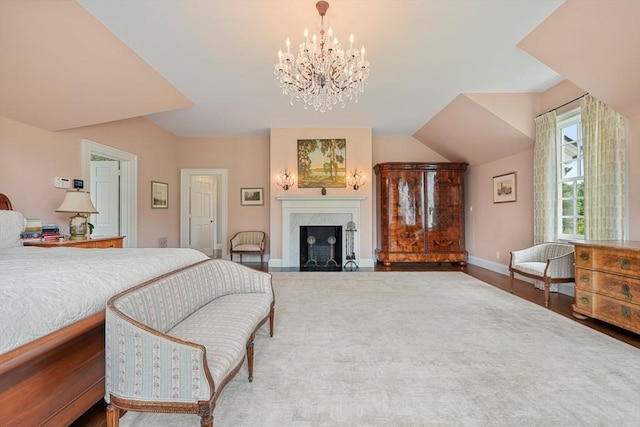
[414,0,639,165]
[0,0,192,131]
[518,0,640,118]
[413,94,536,166]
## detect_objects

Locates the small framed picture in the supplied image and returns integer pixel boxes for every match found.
[241,187,264,206]
[493,172,517,203]
[151,181,168,209]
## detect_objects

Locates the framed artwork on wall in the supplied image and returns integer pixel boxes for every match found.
[151,181,168,209]
[493,172,517,203]
[241,187,264,206]
[297,138,346,188]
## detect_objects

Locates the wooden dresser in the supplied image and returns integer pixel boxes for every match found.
[374,162,468,266]
[24,236,125,248]
[572,240,640,334]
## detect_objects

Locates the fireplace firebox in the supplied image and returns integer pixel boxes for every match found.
[299,225,342,271]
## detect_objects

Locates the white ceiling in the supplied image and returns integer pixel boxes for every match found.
[76,0,565,137]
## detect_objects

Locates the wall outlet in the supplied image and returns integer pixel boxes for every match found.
[158,237,168,248]
[496,251,500,259]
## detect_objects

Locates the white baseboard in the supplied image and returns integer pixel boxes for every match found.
[467,256,575,297]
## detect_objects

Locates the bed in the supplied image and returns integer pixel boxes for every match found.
[0,193,209,425]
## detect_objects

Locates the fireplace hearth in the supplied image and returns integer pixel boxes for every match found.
[300,225,342,271]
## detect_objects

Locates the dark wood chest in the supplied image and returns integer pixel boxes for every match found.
[374,162,468,266]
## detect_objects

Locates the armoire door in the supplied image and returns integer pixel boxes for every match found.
[387,170,426,253]
[426,170,464,252]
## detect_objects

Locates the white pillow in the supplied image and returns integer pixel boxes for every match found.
[0,211,26,249]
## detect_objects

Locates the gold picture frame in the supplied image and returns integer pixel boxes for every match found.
[297,139,346,188]
[493,172,516,203]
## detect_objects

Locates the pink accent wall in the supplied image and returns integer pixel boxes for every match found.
[466,150,533,267]
[269,128,373,262]
[176,136,271,249]
[465,79,640,269]
[0,115,182,247]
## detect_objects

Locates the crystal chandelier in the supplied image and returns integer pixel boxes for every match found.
[274,1,370,112]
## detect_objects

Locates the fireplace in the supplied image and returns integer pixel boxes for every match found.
[275,195,365,268]
[300,225,342,271]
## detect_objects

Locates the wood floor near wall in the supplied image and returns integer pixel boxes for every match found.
[72,261,639,427]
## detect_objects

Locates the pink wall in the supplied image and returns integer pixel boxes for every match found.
[269,128,373,262]
[466,150,533,268]
[465,79,640,270]
[372,136,448,164]
[177,136,271,250]
[0,115,182,247]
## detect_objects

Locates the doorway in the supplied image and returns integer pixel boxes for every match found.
[180,169,228,259]
[82,139,138,248]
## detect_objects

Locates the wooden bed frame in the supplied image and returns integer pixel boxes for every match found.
[0,193,108,425]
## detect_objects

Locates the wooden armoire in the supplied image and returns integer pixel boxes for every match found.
[374,162,468,266]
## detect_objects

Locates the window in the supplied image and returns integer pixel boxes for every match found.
[556,109,584,240]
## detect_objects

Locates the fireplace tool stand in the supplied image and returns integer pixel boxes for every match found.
[344,221,359,271]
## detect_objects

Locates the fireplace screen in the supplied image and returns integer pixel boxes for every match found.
[299,225,342,271]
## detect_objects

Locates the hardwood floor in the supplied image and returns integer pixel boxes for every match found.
[72,261,639,427]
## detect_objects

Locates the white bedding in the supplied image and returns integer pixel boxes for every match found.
[0,246,208,354]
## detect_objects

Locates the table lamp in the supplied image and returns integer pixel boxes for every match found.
[56,190,99,240]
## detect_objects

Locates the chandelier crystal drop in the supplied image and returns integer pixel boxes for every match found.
[274,1,370,112]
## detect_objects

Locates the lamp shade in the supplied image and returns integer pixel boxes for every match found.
[56,190,99,214]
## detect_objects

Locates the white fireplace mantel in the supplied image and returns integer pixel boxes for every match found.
[274,195,367,268]
[275,195,367,202]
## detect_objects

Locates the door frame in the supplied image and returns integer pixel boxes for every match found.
[82,139,138,248]
[180,169,228,259]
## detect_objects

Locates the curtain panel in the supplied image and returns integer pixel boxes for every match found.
[533,111,557,244]
[581,95,627,240]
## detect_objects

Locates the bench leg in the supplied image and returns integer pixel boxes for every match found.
[269,305,275,338]
[106,404,121,427]
[246,340,254,382]
[509,271,515,293]
[198,403,214,427]
[544,279,550,308]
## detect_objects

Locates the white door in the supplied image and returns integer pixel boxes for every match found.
[90,160,120,237]
[190,175,216,256]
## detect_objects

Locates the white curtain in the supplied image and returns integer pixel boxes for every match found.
[533,111,557,244]
[581,95,627,240]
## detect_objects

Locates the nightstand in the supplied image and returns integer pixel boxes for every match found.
[23,236,125,248]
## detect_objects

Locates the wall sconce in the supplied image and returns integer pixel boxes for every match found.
[277,169,295,190]
[347,170,366,190]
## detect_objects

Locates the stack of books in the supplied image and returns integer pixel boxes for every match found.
[42,224,61,242]
[22,218,43,242]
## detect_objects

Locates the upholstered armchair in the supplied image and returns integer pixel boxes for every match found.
[509,243,575,308]
[230,231,266,264]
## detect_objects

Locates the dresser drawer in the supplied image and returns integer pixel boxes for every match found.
[575,246,640,276]
[575,268,640,302]
[574,289,640,334]
[94,239,122,248]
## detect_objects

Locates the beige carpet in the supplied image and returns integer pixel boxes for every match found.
[121,272,640,426]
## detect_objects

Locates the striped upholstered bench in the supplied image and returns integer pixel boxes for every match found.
[104,259,275,427]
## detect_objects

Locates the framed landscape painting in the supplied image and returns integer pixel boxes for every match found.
[240,188,264,206]
[493,172,517,203]
[297,139,346,188]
